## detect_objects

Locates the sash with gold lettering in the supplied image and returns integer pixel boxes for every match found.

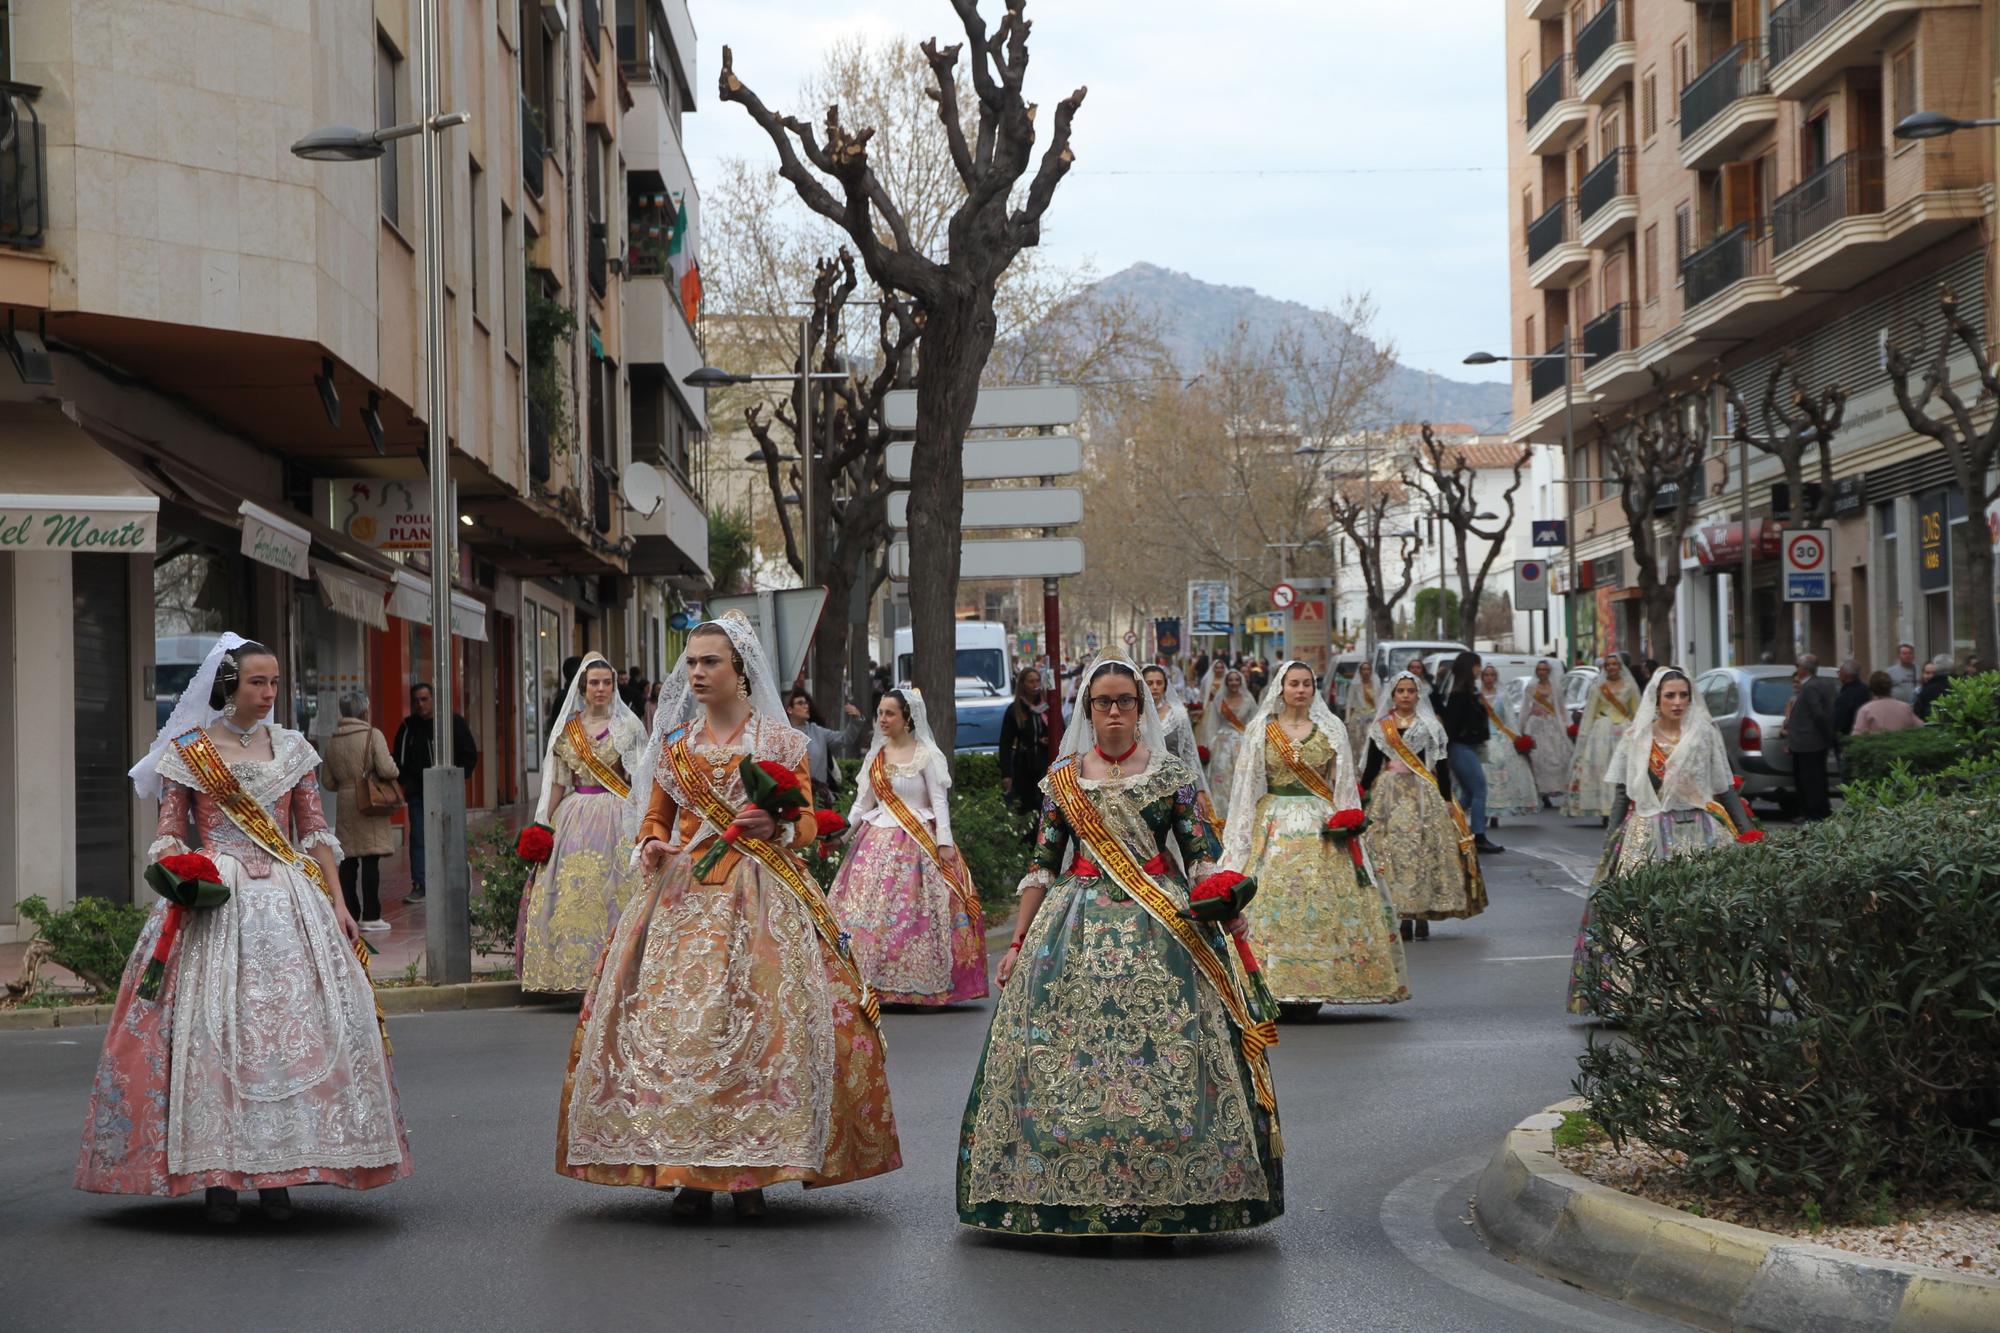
[1265,719,1340,806]
[1598,682,1637,723]
[869,749,980,922]
[168,729,390,1054]
[562,716,632,799]
[1377,719,1486,903]
[665,727,881,1027]
[1481,694,1522,744]
[1044,756,1279,1113]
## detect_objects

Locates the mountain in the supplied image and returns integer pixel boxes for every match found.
[1081,262,1513,430]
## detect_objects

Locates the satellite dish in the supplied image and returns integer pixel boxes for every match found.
[621,462,665,517]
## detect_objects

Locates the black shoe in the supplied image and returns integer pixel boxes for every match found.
[203,1187,239,1224]
[1399,918,1414,942]
[1414,919,1430,941]
[258,1187,294,1221]
[1476,836,1505,854]
[405,889,426,903]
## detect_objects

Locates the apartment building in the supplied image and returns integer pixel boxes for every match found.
[1504,0,1994,671]
[0,0,709,932]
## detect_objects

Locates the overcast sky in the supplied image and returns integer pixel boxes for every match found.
[688,0,1511,383]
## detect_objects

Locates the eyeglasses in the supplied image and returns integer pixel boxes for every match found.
[1088,694,1141,715]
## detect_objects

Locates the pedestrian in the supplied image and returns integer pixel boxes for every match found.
[784,687,867,810]
[390,681,479,903]
[1833,657,1871,740]
[1144,663,1220,828]
[1567,667,1758,1015]
[516,654,648,994]
[1914,653,1958,720]
[1474,663,1539,823]
[643,679,661,734]
[1360,670,1486,940]
[958,658,1282,1238]
[1436,651,1503,853]
[1342,660,1378,761]
[1785,654,1837,822]
[560,614,900,1218]
[996,665,1052,823]
[1225,659,1409,1012]
[1567,657,1639,820]
[79,634,408,1222]
[1246,658,1269,698]
[1517,659,1573,808]
[827,687,988,1007]
[1853,671,1923,734]
[321,691,400,934]
[1886,642,1920,704]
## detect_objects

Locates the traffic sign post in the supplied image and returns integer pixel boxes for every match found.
[1270,582,1297,611]
[1782,528,1832,602]
[1513,560,1549,612]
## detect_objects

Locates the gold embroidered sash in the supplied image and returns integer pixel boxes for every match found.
[869,749,980,922]
[1482,695,1522,743]
[1266,719,1339,806]
[1045,757,1278,1112]
[1598,683,1636,723]
[562,716,631,799]
[1378,719,1485,898]
[1528,685,1558,718]
[1219,699,1247,732]
[169,729,389,1053]
[665,728,880,1027]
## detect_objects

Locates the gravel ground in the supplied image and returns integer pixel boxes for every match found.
[1557,1138,2000,1279]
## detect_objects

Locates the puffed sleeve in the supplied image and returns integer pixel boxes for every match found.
[1020,792,1068,894]
[637,779,678,847]
[929,764,955,846]
[148,781,194,860]
[292,770,344,860]
[1173,780,1222,873]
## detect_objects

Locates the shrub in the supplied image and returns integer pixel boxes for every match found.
[950,781,1037,918]
[1843,671,2000,803]
[1840,726,1963,786]
[466,821,530,958]
[16,894,147,995]
[1573,790,2000,1216]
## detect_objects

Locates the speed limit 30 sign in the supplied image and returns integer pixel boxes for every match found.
[1782,528,1831,602]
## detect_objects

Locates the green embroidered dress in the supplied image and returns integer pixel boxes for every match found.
[955,753,1284,1237]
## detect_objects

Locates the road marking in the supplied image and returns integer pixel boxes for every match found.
[1484,955,1573,962]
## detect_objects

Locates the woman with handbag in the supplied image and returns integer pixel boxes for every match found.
[322,691,403,933]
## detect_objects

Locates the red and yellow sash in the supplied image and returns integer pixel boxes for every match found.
[665,728,880,1027]
[870,749,980,922]
[170,729,389,1053]
[1481,694,1522,744]
[1528,684,1558,719]
[1378,718,1486,901]
[562,716,631,799]
[1598,682,1636,723]
[1648,738,1741,835]
[1045,756,1278,1112]
[1266,719,1338,806]
[1219,698,1247,732]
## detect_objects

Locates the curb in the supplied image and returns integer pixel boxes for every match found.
[0,979,557,1031]
[1473,1100,2000,1332]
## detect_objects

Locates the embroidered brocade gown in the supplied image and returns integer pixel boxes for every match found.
[956,754,1283,1237]
[828,756,988,1006]
[516,715,647,992]
[1476,690,1541,818]
[76,727,410,1196]
[558,713,901,1193]
[1518,683,1573,800]
[1361,717,1486,922]
[1237,726,1409,1006]
[1343,683,1378,763]
[1567,685,1638,817]
[1206,696,1251,793]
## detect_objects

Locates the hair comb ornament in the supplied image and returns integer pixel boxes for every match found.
[715,609,754,629]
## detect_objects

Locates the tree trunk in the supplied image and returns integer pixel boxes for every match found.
[1368,601,1396,642]
[1644,583,1676,666]
[811,540,859,722]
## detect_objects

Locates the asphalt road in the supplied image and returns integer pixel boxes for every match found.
[0,812,1687,1333]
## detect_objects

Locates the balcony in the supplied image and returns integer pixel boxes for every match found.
[523,99,546,197]
[1575,3,1636,104]
[1579,302,1654,407]
[1525,56,1588,155]
[1525,0,1566,18]
[1772,148,1988,288]
[1577,148,1637,247]
[624,274,707,431]
[1769,0,1971,98]
[1679,42,1778,170]
[1526,197,1589,288]
[1530,340,1569,404]
[1680,220,1793,339]
[1580,303,1629,367]
[626,460,710,580]
[0,82,46,249]
[1773,150,1884,256]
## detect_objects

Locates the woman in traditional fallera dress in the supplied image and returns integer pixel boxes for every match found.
[828,686,988,1006]
[1517,659,1573,807]
[76,634,408,1223]
[958,658,1283,1238]
[558,615,901,1218]
[1359,672,1486,941]
[516,653,649,993]
[1226,660,1409,1013]
[1145,663,1221,831]
[1566,668,1757,1014]
[1475,664,1541,821]
[1203,668,1255,795]
[1567,656,1640,818]
[1343,661,1379,762]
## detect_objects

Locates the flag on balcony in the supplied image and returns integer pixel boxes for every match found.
[666,194,702,321]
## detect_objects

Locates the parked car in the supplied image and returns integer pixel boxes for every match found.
[894,621,1012,753]
[1695,664,1842,814]
[1560,665,1600,728]
[1370,639,1469,686]
[1327,652,1365,712]
[1421,650,1550,696]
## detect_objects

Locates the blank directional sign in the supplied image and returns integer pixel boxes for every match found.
[885,436,1082,481]
[888,536,1085,580]
[883,384,1080,431]
[889,487,1083,530]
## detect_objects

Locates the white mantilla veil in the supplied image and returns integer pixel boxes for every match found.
[534,650,649,837]
[1221,659,1358,867]
[854,683,952,795]
[1367,669,1448,764]
[1602,665,1735,819]
[130,630,247,800]
[1064,657,1168,763]
[1142,663,1211,801]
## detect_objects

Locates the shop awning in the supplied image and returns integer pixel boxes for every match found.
[238,499,312,577]
[0,403,160,553]
[387,567,488,641]
[313,559,389,630]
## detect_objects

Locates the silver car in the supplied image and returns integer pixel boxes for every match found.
[1694,665,1842,814]
[1560,665,1600,728]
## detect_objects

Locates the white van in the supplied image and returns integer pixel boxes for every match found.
[892,621,1011,752]
[1370,639,1469,685]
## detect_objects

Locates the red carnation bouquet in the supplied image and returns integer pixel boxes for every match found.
[516,823,555,864]
[811,809,849,862]
[1514,734,1536,755]
[1566,722,1580,739]
[694,757,809,877]
[1732,775,1744,790]
[137,852,230,1001]
[1198,745,1212,765]
[1184,871,1278,1022]
[1736,828,1765,845]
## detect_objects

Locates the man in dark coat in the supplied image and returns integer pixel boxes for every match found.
[392,681,480,902]
[1784,656,1836,822]
[1832,657,1871,740]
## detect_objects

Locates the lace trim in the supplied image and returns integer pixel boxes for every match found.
[299,830,343,859]
[147,835,192,860]
[1038,753,1194,809]
[1015,865,1053,898]
[154,726,321,806]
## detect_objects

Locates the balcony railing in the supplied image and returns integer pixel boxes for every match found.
[1575,2,1624,79]
[1526,56,1571,133]
[0,82,47,249]
[1769,0,1864,68]
[1526,197,1575,265]
[1681,219,1771,309]
[528,400,552,483]
[580,0,602,62]
[1577,148,1632,224]
[591,463,614,535]
[1581,303,1628,365]
[1772,149,1884,255]
[588,222,609,298]
[1530,340,1569,403]
[522,99,546,197]
[1680,41,1769,141]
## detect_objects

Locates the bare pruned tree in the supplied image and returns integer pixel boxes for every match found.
[1410,423,1532,646]
[720,0,1086,753]
[1595,370,1714,659]
[1328,472,1422,642]
[1884,284,2000,667]
[1720,352,1847,526]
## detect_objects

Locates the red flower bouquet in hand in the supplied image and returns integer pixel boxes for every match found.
[1185,870,1258,922]
[1322,808,1368,840]
[1198,745,1212,765]
[693,756,810,877]
[1514,734,1536,755]
[1566,722,1580,739]
[516,823,555,864]
[1736,828,1765,844]
[138,853,230,1001]
[1731,775,1744,790]
[814,809,848,841]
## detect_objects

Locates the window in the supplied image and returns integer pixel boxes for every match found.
[1642,71,1658,140]
[1525,314,1537,357]
[1599,108,1623,156]
[1802,111,1830,173]
[376,34,404,227]
[1891,45,1916,132]
[1672,38,1689,95]
[469,160,488,322]
[1521,186,1535,239]
[1576,275,1593,326]
[1643,222,1660,302]
[502,202,523,355]
[1674,201,1693,264]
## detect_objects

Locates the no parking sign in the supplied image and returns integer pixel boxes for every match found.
[1782,529,1831,602]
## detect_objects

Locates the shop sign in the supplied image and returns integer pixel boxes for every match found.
[1917,493,1950,592]
[0,501,157,552]
[1692,520,1782,565]
[1831,476,1865,519]
[238,501,311,577]
[331,478,431,551]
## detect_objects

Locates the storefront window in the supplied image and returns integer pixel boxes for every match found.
[540,605,563,740]
[521,609,541,768]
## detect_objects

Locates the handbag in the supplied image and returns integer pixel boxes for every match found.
[361,774,405,817]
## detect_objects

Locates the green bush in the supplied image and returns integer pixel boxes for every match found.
[1573,790,2000,1216]
[952,751,1004,792]
[1843,671,2000,803]
[1840,726,1963,786]
[466,821,530,958]
[951,782,1037,919]
[17,894,148,995]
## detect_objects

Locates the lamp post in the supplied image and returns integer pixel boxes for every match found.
[293,14,470,982]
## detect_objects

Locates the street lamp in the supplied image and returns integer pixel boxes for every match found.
[293,3,470,982]
[1893,110,2000,140]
